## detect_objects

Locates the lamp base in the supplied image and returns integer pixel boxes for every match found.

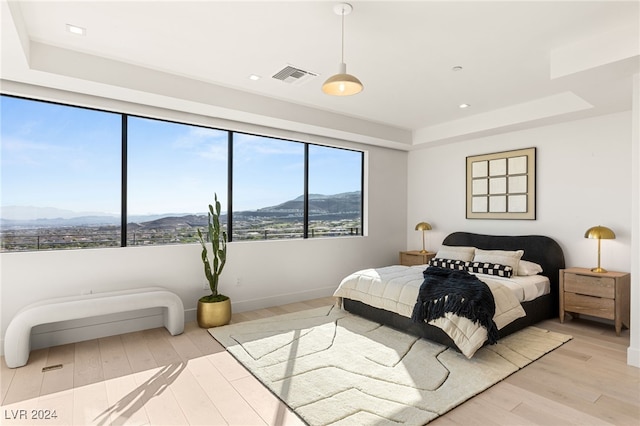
[419,249,428,254]
[590,267,608,273]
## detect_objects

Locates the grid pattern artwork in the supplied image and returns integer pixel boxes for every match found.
[466,147,536,220]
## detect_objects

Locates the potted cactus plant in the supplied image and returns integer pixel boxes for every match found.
[196,193,231,327]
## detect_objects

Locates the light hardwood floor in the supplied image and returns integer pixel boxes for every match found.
[1,297,638,425]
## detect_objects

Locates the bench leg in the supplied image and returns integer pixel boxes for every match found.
[163,304,184,336]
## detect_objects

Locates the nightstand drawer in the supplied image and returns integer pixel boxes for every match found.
[402,256,425,266]
[564,292,615,320]
[564,273,615,298]
[399,251,435,266]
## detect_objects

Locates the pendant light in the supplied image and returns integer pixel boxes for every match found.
[322,3,363,96]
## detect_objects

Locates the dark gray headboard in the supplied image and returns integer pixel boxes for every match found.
[442,232,565,297]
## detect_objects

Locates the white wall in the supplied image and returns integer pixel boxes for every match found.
[0,93,409,355]
[407,111,635,362]
[629,73,639,367]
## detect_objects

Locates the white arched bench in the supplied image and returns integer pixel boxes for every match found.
[4,287,184,368]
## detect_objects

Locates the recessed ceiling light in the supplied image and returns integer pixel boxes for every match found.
[452,66,463,72]
[66,24,86,36]
[459,103,470,109]
[248,74,261,81]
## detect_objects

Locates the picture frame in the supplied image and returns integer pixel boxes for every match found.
[466,147,536,220]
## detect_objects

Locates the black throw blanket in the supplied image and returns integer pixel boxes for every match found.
[411,267,499,344]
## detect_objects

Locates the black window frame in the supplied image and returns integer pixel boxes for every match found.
[0,94,364,250]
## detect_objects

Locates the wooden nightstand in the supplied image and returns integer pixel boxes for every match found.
[559,267,630,335]
[399,251,435,266]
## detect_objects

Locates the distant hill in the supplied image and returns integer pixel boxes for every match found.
[1,191,361,229]
[257,191,361,215]
[129,191,361,229]
[0,215,121,228]
[128,214,208,230]
[0,206,112,221]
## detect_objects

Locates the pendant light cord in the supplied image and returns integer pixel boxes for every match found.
[341,8,345,64]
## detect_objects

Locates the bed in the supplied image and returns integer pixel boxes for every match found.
[334,232,565,357]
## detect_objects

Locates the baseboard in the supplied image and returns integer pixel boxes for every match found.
[628,346,640,368]
[184,307,197,323]
[229,286,337,314]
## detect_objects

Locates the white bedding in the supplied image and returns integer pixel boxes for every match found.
[333,265,549,318]
[333,265,426,319]
[333,264,548,358]
[482,273,550,302]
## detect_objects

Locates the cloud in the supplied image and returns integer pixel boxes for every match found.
[172,126,227,161]
[0,136,60,167]
[233,135,303,161]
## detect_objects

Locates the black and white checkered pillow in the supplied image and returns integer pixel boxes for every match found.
[428,258,469,271]
[466,262,514,277]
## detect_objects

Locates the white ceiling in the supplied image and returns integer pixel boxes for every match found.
[1,0,639,150]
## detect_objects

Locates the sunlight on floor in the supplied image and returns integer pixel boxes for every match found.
[1,351,304,426]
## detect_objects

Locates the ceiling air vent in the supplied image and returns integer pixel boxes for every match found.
[272,65,318,85]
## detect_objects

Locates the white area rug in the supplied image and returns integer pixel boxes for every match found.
[209,305,571,425]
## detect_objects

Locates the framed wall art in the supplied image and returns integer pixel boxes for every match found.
[466,147,536,220]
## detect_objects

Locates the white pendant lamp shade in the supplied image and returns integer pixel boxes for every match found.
[322,3,363,96]
[322,63,363,96]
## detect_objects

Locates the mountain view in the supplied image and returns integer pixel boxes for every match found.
[0,192,362,251]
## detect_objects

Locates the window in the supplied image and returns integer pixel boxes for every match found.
[0,96,121,251]
[127,116,228,245]
[308,145,362,238]
[0,95,364,252]
[232,133,305,241]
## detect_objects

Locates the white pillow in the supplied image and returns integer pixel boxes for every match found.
[517,260,543,276]
[435,246,476,262]
[473,248,524,271]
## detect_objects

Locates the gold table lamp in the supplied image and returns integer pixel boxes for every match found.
[415,222,432,253]
[584,225,615,273]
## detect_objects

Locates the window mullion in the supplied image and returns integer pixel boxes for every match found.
[303,144,309,238]
[228,132,234,242]
[121,114,128,247]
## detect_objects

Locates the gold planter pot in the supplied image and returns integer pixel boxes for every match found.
[197,298,232,328]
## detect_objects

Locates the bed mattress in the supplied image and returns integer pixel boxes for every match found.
[333,264,550,320]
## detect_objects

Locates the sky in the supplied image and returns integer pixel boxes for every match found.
[1,95,362,218]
